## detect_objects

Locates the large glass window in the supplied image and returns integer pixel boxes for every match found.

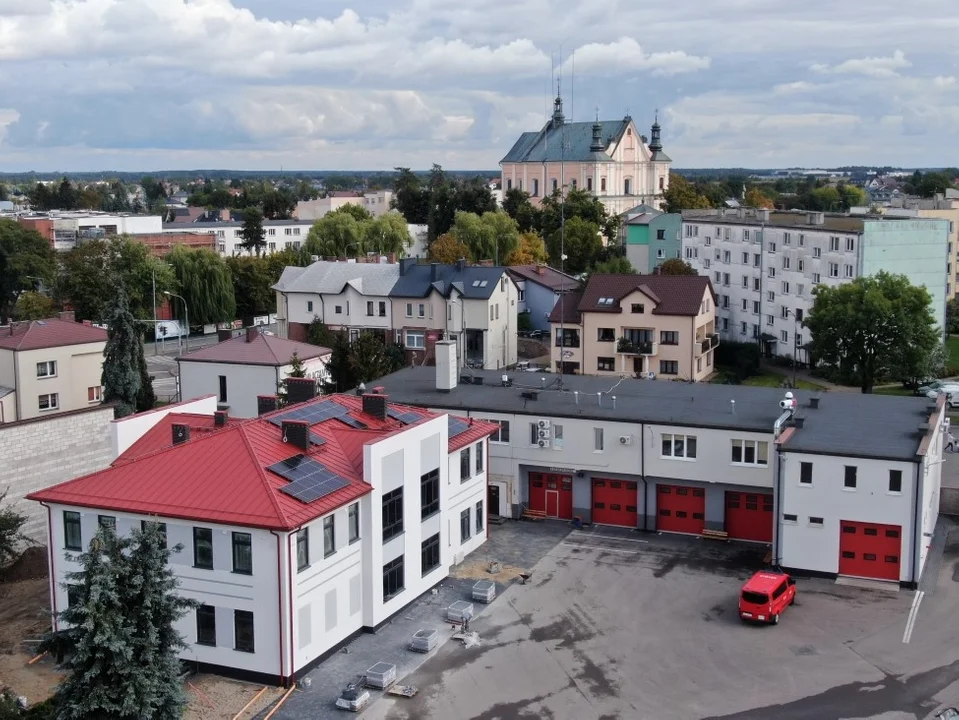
[297,528,310,570]
[460,508,471,543]
[348,502,360,543]
[382,488,404,541]
[383,556,405,601]
[63,511,82,551]
[661,434,697,459]
[232,532,253,574]
[193,527,213,569]
[420,469,440,519]
[460,447,471,481]
[323,516,335,557]
[421,534,440,576]
[196,605,216,646]
[475,501,484,534]
[234,610,255,652]
[730,440,768,466]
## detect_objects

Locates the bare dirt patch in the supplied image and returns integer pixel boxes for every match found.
[0,577,50,655]
[184,675,285,720]
[449,556,526,584]
[0,653,62,705]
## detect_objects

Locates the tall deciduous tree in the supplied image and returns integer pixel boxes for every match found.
[428,234,469,265]
[391,167,430,224]
[663,174,713,213]
[657,258,698,275]
[350,331,399,382]
[449,211,520,264]
[744,187,775,209]
[226,256,275,318]
[365,212,411,256]
[0,218,56,320]
[501,188,541,232]
[504,232,549,266]
[804,272,940,393]
[14,289,55,320]
[540,188,617,243]
[322,332,358,394]
[238,206,266,256]
[304,211,364,257]
[166,246,236,326]
[546,216,602,275]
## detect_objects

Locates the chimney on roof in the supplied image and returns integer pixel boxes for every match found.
[282,420,310,452]
[257,395,278,416]
[399,257,417,276]
[456,258,467,272]
[285,377,317,405]
[246,326,259,343]
[792,414,805,429]
[214,410,228,427]
[58,311,75,323]
[172,423,190,445]
[536,265,546,275]
[362,392,388,421]
[435,339,457,392]
[217,329,232,342]
[430,263,439,281]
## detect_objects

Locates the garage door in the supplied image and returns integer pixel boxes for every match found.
[656,484,705,534]
[592,479,639,527]
[838,521,902,582]
[725,492,773,543]
[528,472,573,519]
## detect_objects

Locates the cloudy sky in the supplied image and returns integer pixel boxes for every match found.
[0,0,957,172]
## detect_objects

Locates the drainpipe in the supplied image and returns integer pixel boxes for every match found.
[641,424,648,531]
[41,503,58,632]
[287,532,296,685]
[772,409,793,568]
[911,460,922,588]
[13,350,21,421]
[270,530,285,684]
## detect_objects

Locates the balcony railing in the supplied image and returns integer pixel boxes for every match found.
[618,338,656,355]
[698,333,721,355]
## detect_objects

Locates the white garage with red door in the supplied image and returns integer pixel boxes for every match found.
[725,491,773,543]
[838,521,902,582]
[656,484,705,535]
[591,478,638,527]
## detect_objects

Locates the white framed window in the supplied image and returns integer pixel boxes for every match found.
[704,259,711,269]
[37,361,56,378]
[768,241,776,252]
[38,393,59,411]
[418,303,425,318]
[489,420,510,444]
[781,282,789,294]
[723,250,731,263]
[741,298,748,311]
[753,278,761,291]
[797,283,805,296]
[795,333,803,346]
[844,264,854,278]
[405,302,413,317]
[782,513,797,523]
[741,252,749,264]
[797,259,804,272]
[767,267,776,278]
[405,330,425,349]
[813,247,822,258]
[781,306,790,319]
[656,248,665,258]
[783,232,791,245]
[740,321,747,335]
[808,516,824,527]
[593,427,604,452]
[661,433,697,460]
[829,236,839,252]
[723,273,730,286]
[812,273,821,283]
[766,314,774,326]
[798,234,805,246]
[88,386,102,402]
[553,424,564,449]
[846,237,854,252]
[741,276,748,288]
[780,330,788,343]
[828,262,839,278]
[767,291,775,303]
[782,257,790,270]
[704,236,712,246]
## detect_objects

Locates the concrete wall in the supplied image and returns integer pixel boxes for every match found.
[1,406,115,541]
[111,395,217,457]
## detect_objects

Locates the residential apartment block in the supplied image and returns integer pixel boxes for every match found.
[681,209,950,360]
[29,385,497,685]
[548,274,717,380]
[374,364,946,588]
[622,206,682,273]
[0,316,107,423]
[295,191,394,220]
[18,212,163,251]
[499,92,671,216]
[163,218,315,257]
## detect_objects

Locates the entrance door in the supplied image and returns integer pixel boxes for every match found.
[545,490,559,518]
[724,492,773,542]
[656,484,706,534]
[838,521,902,582]
[488,484,501,518]
[592,479,639,527]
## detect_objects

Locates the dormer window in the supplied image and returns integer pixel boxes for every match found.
[472,280,481,287]
[598,297,614,306]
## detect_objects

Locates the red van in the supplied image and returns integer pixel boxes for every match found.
[739,571,796,625]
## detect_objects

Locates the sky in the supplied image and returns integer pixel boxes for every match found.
[0,0,957,173]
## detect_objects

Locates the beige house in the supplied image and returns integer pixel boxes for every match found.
[548,274,718,381]
[0,316,108,423]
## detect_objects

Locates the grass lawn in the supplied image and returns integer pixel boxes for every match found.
[949,335,959,367]
[741,373,825,391]
[873,386,915,397]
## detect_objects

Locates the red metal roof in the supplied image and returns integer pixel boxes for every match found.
[178,333,331,366]
[28,394,497,530]
[0,318,107,351]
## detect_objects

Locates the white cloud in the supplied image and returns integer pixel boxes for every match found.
[0,108,19,145]
[563,37,710,77]
[812,49,911,78]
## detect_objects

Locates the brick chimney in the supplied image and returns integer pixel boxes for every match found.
[362,392,388,420]
[281,420,310,452]
[217,329,232,342]
[214,410,228,427]
[285,377,317,405]
[172,424,190,445]
[536,265,547,275]
[257,395,278,416]
[58,311,76,323]
[246,326,259,343]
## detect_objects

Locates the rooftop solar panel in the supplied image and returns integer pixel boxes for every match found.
[268,399,366,431]
[267,454,351,504]
[448,415,470,438]
[387,407,424,425]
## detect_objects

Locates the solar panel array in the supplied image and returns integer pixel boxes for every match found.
[448,415,470,438]
[268,454,350,503]
[267,400,367,432]
[387,407,424,425]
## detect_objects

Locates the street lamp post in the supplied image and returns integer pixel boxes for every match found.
[164,291,189,354]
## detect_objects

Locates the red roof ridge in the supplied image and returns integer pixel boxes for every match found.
[113,415,245,466]
[237,424,291,528]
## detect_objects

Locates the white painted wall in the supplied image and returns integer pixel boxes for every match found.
[446,438,489,564]
[111,395,217,457]
[178,363,281,418]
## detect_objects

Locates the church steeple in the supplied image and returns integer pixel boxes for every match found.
[590,107,604,152]
[649,110,663,152]
[551,79,565,128]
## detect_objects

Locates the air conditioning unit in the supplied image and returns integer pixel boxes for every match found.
[538,438,551,449]
[619,435,632,445]
[538,419,551,430]
[538,428,550,440]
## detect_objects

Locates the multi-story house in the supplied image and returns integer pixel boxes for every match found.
[28,379,497,685]
[506,265,582,332]
[681,209,950,361]
[622,207,682,273]
[163,218,315,257]
[18,212,163,251]
[273,261,400,343]
[548,274,717,380]
[884,191,959,299]
[375,362,946,588]
[295,191,394,220]
[499,92,671,216]
[0,316,107,423]
[390,260,519,369]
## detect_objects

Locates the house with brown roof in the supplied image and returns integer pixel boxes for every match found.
[547,274,718,380]
[0,314,108,423]
[177,326,332,418]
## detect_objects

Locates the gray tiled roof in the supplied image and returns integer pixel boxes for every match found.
[368,367,932,462]
[273,261,400,297]
[390,264,508,300]
[500,120,628,164]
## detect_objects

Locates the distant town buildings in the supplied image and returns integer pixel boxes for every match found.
[295,190,394,220]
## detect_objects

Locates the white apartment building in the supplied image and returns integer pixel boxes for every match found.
[375,364,946,588]
[295,191,394,221]
[162,219,315,257]
[28,388,497,685]
[681,209,950,361]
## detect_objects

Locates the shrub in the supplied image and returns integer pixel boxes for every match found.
[714,340,761,381]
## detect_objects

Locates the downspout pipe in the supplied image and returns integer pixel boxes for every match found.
[641,423,648,532]
[287,532,296,685]
[912,460,922,588]
[40,502,58,632]
[772,409,794,568]
[270,530,286,685]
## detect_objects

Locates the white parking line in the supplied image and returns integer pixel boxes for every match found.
[570,532,649,544]
[902,590,924,644]
[561,542,639,555]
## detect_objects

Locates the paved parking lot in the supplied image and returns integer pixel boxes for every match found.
[357,524,959,720]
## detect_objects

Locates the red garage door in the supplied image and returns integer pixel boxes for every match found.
[592,479,639,527]
[838,521,902,582]
[725,492,773,543]
[528,472,573,519]
[656,484,705,534]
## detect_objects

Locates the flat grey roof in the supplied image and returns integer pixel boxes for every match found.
[370,367,932,462]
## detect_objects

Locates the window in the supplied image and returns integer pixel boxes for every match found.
[730,439,768,466]
[782,257,790,270]
[797,284,805,296]
[812,272,821,283]
[601,177,606,192]
[768,242,776,253]
[36,361,56,378]
[798,234,805,246]
[740,275,747,288]
[741,298,748,311]
[335,305,343,314]
[780,330,788,343]
[889,470,903,493]
[844,466,857,490]
[63,511,82,550]
[405,330,425,349]
[490,420,510,443]
[660,360,679,374]
[597,357,615,371]
[421,534,440,575]
[799,462,813,485]
[631,303,645,313]
[767,290,775,302]
[809,516,824,526]
[460,508,471,542]
[383,556,405,601]
[476,500,484,534]
[752,300,760,314]
[348,502,360,543]
[753,278,761,291]
[196,605,216,646]
[232,532,252,574]
[218,375,227,403]
[234,610,255,652]
[783,232,791,245]
[656,228,666,240]
[87,386,102,402]
[532,178,539,197]
[740,321,748,335]
[378,301,386,317]
[844,264,854,278]
[553,424,564,449]
[366,301,374,316]
[795,333,803,347]
[490,305,495,321]
[460,447,471,481]
[660,331,678,345]
[421,469,440,519]
[66,585,82,609]
[657,248,666,258]
[624,178,631,195]
[475,441,484,474]
[768,267,776,278]
[828,263,839,278]
[552,178,558,192]
[597,327,615,342]
[586,177,593,192]
[813,247,822,258]
[382,488,404,541]
[662,434,697,459]
[38,393,59,411]
[724,250,731,263]
[193,527,213,569]
[780,306,790,319]
[722,295,729,308]
[744,229,751,241]
[753,254,760,267]
[307,300,313,313]
[783,514,798,523]
[741,252,749,264]
[418,303,425,318]
[797,259,804,272]
[829,236,840,252]
[405,303,413,317]
[766,314,774,326]
[845,237,855,252]
[322,515,335,557]
[723,273,730,286]
[594,427,604,452]
[781,282,790,295]
[97,515,115,531]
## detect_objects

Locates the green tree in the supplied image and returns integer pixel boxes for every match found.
[364,211,411,256]
[0,218,56,320]
[547,216,601,274]
[14,290,55,320]
[304,211,364,257]
[501,188,541,232]
[540,188,617,243]
[308,318,335,348]
[136,345,156,413]
[238,206,266,256]
[322,332,357,393]
[391,167,430,224]
[140,176,167,211]
[0,489,30,566]
[350,330,399,382]
[663,174,713,213]
[590,256,636,275]
[804,272,940,393]
[504,232,549,265]
[166,246,236,326]
[329,204,373,222]
[836,183,868,210]
[226,256,275,318]
[287,351,307,378]
[744,187,774,209]
[947,297,959,335]
[658,258,698,275]
[808,186,841,211]
[449,210,520,264]
[0,183,8,201]
[101,287,142,418]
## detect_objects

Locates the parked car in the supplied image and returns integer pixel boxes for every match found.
[935,708,958,720]
[920,380,959,397]
[739,571,796,625]
[925,384,959,400]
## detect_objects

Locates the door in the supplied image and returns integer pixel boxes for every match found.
[725,492,774,542]
[656,484,705,534]
[528,474,546,514]
[592,479,639,527]
[545,491,559,518]
[838,521,902,582]
[488,484,501,518]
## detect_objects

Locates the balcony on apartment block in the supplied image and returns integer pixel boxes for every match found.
[617,330,657,356]
[697,331,720,355]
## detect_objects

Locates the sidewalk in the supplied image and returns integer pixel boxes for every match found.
[758,361,857,393]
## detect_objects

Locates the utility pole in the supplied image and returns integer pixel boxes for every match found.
[152,266,158,356]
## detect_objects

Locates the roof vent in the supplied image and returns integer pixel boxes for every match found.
[172,424,190,445]
[809,396,821,410]
[214,410,228,428]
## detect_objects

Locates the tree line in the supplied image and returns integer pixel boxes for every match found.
[662,173,873,213]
